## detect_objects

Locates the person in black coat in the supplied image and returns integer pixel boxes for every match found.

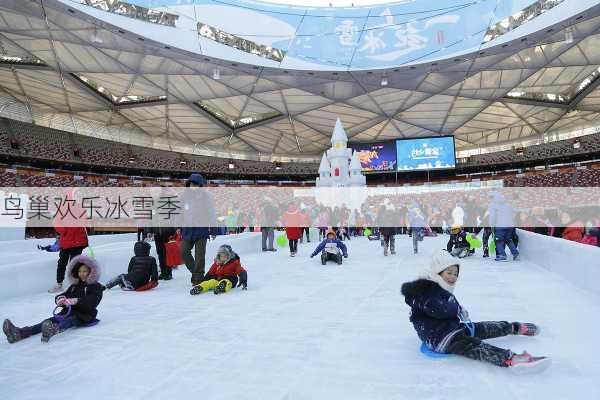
[104,241,159,291]
[377,204,396,256]
[400,251,548,370]
[3,255,103,343]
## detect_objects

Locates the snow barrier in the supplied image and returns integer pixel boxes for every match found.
[0,232,262,301]
[518,229,600,296]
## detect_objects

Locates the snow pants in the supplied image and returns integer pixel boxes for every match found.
[194,278,234,294]
[321,251,342,265]
[446,321,515,367]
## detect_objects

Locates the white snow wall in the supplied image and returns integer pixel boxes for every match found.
[518,229,600,296]
[0,232,262,301]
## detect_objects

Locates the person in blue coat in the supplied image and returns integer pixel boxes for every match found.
[179,173,219,285]
[400,250,549,371]
[310,229,348,265]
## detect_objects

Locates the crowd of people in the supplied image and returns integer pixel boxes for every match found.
[4,171,594,374]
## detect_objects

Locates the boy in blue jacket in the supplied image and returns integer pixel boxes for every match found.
[400,250,550,372]
[310,229,348,265]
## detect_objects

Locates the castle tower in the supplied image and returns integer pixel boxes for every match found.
[349,150,366,187]
[326,118,351,185]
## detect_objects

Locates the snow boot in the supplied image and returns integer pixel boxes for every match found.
[190,285,204,295]
[41,319,60,343]
[104,275,123,290]
[321,252,327,265]
[48,283,63,293]
[336,253,343,265]
[213,280,228,295]
[483,247,489,258]
[384,248,388,256]
[3,319,30,344]
[513,322,539,336]
[505,351,551,373]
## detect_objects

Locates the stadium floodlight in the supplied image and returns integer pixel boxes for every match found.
[213,68,220,80]
[380,75,388,87]
[228,162,235,169]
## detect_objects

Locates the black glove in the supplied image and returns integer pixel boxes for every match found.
[238,271,248,290]
[344,254,348,258]
[310,254,315,258]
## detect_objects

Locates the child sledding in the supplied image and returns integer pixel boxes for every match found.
[401,250,550,373]
[3,255,103,343]
[446,225,474,258]
[104,241,159,291]
[310,229,348,265]
[190,245,247,295]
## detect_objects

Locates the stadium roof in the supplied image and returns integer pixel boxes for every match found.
[1,0,600,162]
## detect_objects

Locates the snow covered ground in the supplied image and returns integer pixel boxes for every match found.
[1,233,599,400]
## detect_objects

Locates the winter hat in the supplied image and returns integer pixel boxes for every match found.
[326,229,336,238]
[422,250,460,293]
[67,255,101,285]
[450,224,461,234]
[215,244,235,265]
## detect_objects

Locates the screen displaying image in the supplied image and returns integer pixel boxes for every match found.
[350,141,397,172]
[396,136,456,171]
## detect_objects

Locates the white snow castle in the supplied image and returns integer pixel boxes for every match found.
[316,118,366,188]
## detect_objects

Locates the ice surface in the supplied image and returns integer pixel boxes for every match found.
[1,233,599,400]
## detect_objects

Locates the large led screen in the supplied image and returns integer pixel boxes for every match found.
[350,141,397,172]
[396,136,456,171]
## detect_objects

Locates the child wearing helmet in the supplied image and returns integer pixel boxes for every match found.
[190,245,247,295]
[400,250,549,372]
[447,225,471,258]
[310,229,348,265]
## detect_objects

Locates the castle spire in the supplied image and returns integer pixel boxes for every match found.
[331,117,348,147]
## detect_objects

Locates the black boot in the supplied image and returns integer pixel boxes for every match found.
[321,252,327,265]
[3,319,30,343]
[41,319,60,343]
[483,247,489,258]
[336,253,343,265]
[104,275,124,290]
[213,280,228,295]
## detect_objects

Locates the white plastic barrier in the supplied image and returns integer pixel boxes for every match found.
[518,229,600,296]
[0,232,262,301]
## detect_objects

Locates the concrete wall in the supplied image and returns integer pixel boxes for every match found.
[0,232,261,301]
[518,229,599,296]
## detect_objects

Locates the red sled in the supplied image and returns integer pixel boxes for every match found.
[165,234,183,268]
[135,281,158,292]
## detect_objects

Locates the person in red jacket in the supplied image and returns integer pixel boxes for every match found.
[189,245,247,295]
[561,211,584,242]
[280,203,304,257]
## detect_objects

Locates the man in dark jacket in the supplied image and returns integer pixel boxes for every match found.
[104,241,159,290]
[180,173,218,286]
[261,198,278,251]
[377,204,396,256]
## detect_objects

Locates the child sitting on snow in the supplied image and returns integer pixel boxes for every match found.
[310,229,348,265]
[400,250,549,372]
[3,255,103,343]
[104,241,159,291]
[446,225,472,258]
[190,245,247,295]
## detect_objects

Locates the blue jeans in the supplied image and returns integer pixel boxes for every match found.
[29,316,75,335]
[494,228,518,258]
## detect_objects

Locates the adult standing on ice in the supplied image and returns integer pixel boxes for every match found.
[180,173,218,286]
[50,188,88,293]
[487,191,519,262]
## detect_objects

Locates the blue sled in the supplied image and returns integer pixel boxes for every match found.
[420,342,452,359]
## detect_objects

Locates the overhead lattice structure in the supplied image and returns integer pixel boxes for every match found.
[1,0,600,163]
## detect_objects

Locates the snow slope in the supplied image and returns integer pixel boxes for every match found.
[1,233,599,400]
